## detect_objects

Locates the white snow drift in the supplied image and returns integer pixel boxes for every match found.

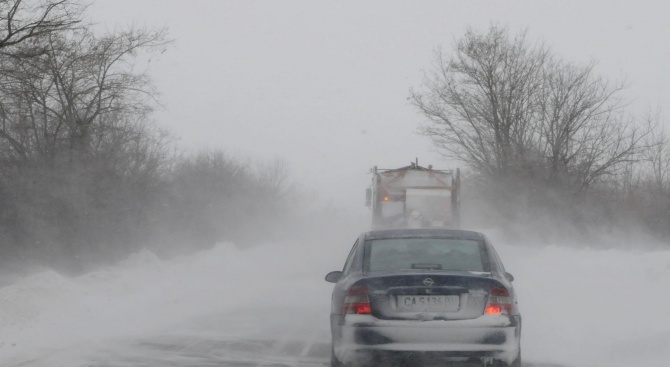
[1,234,669,367]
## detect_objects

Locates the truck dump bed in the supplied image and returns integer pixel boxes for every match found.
[367,162,460,230]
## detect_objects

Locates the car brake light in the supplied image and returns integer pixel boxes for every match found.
[485,287,515,315]
[343,286,372,314]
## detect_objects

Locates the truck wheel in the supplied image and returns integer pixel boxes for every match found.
[506,350,521,367]
[492,352,521,367]
[331,349,343,367]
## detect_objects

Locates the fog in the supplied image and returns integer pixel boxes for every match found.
[2,225,669,367]
[89,0,670,213]
[2,1,670,366]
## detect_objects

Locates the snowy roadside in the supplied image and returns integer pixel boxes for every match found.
[494,238,670,367]
[1,235,669,367]
[0,241,329,365]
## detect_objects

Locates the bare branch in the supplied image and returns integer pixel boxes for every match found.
[0,0,85,50]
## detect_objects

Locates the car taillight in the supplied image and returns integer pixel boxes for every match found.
[485,287,515,315]
[343,286,372,314]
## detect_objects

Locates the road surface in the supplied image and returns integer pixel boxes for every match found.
[16,310,567,367]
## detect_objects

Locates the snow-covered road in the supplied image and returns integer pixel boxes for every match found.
[1,231,669,367]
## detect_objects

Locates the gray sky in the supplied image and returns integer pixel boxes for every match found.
[89,0,670,215]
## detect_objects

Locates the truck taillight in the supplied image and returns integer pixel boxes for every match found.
[485,287,515,315]
[343,286,372,314]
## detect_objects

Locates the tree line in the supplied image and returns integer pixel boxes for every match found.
[0,0,298,274]
[411,25,670,242]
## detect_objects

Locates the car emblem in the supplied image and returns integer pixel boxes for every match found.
[422,278,434,287]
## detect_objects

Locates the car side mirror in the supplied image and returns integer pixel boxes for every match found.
[505,272,515,282]
[325,271,343,283]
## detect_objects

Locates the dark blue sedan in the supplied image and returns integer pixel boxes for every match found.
[325,228,521,367]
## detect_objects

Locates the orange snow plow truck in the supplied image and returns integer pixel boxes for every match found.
[366,160,460,230]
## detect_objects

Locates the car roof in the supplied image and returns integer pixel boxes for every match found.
[363,228,485,241]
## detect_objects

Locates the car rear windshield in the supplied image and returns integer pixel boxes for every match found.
[364,238,487,272]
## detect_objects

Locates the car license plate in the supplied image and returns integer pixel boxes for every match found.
[397,295,459,312]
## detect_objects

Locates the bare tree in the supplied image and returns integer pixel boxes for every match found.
[410,26,548,178]
[537,60,651,190]
[0,0,85,53]
[412,25,653,192]
[0,26,170,160]
[597,115,670,236]
[254,158,293,197]
[0,0,86,163]
[0,21,173,268]
[640,115,670,192]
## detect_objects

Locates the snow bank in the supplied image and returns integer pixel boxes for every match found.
[1,235,669,367]
[494,239,670,367]
[0,241,341,366]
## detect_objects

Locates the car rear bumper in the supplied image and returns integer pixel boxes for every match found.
[332,314,521,366]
